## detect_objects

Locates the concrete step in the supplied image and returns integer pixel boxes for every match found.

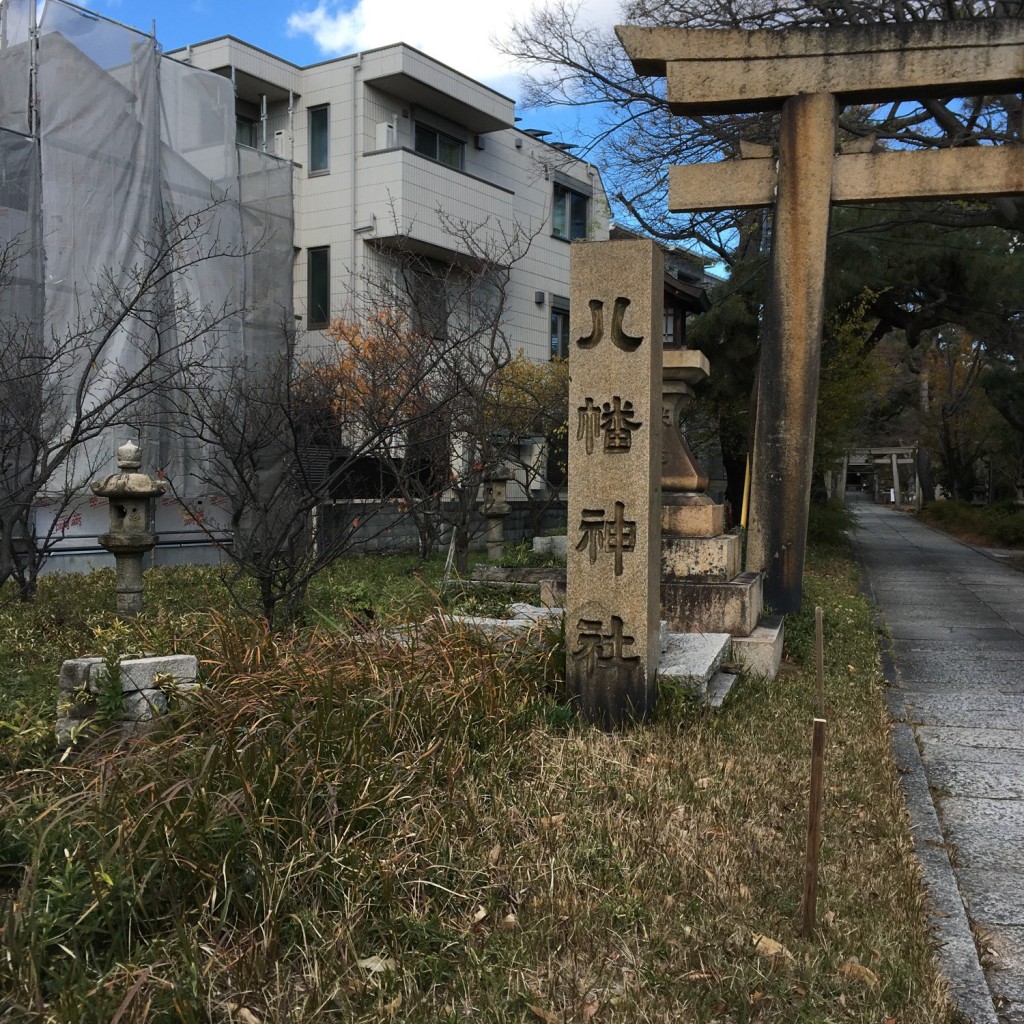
[659,631,732,700]
[731,614,785,679]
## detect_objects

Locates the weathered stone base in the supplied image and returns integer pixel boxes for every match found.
[661,571,763,637]
[662,500,726,538]
[662,533,741,581]
[56,654,199,747]
[730,614,785,679]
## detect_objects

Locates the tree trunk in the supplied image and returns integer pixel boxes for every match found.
[454,525,470,575]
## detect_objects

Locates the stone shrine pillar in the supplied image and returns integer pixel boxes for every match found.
[566,240,663,728]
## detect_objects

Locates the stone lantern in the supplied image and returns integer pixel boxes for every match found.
[90,441,168,615]
[482,467,512,562]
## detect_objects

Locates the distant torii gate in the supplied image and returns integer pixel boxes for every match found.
[618,21,1024,613]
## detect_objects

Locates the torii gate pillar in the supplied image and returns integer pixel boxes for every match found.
[618,21,1024,613]
[747,92,836,612]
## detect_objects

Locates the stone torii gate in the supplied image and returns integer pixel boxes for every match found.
[618,21,1024,613]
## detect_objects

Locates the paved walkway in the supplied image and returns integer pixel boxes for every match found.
[850,497,1024,1024]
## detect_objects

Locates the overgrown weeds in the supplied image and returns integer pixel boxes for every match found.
[0,549,955,1022]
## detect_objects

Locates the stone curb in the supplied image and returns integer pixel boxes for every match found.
[858,535,997,1024]
[890,718,998,1024]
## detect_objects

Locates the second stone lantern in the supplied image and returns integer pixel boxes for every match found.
[90,441,168,615]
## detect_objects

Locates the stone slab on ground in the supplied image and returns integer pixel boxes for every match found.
[507,603,562,624]
[930,761,1024,801]
[926,744,1024,770]
[907,708,1024,730]
[895,652,1024,684]
[705,671,738,709]
[973,925,1024,1012]
[939,798,1024,872]
[956,870,1024,926]
[903,693,1024,714]
[918,726,1024,752]
[893,679,1024,696]
[896,639,1024,655]
[56,653,199,747]
[659,631,731,698]
[887,625,1024,642]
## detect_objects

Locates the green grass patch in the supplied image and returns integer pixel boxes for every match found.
[0,548,955,1022]
[918,499,1024,549]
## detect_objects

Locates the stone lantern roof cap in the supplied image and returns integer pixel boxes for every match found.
[89,441,169,500]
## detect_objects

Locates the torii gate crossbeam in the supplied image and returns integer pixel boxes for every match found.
[618,21,1024,613]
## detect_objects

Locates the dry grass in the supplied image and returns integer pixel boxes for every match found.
[0,550,955,1023]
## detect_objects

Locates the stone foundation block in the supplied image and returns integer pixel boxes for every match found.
[731,615,785,679]
[123,689,169,721]
[662,533,741,581]
[532,535,568,557]
[661,571,763,637]
[119,655,198,692]
[57,657,104,721]
[56,653,199,747]
[662,502,725,538]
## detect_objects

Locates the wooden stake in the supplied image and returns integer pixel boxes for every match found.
[815,606,825,718]
[801,717,827,937]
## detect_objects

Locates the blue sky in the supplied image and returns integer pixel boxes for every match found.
[88,0,619,141]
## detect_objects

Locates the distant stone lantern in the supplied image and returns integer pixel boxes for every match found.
[90,441,168,615]
[482,468,512,562]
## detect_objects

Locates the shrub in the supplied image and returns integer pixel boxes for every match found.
[806,498,857,548]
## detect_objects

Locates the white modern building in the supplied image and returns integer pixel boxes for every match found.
[166,36,611,363]
[0,2,613,574]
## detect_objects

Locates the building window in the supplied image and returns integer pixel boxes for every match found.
[550,297,570,360]
[307,247,330,329]
[414,123,464,169]
[236,117,258,149]
[553,183,588,240]
[308,105,329,174]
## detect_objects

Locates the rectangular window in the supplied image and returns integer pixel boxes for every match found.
[553,183,588,240]
[308,105,329,174]
[550,298,570,360]
[236,117,257,149]
[307,246,330,329]
[414,122,464,170]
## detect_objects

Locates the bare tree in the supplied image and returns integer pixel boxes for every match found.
[0,202,245,600]
[327,214,553,574]
[165,331,447,627]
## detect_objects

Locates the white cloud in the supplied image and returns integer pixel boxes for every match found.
[287,0,619,98]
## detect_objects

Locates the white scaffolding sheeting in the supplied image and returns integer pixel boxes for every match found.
[0,0,294,495]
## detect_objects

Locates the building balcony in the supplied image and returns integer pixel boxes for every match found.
[358,147,516,265]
